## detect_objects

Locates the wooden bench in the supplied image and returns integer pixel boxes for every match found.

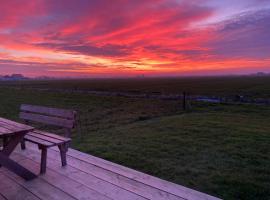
[19,104,77,174]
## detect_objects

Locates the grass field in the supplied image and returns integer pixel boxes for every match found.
[0,77,270,200]
[3,75,270,97]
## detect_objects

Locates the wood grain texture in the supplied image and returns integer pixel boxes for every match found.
[16,148,147,200]
[33,130,71,142]
[0,172,39,200]
[62,148,221,200]
[24,135,54,147]
[19,112,74,129]
[26,132,70,146]
[20,104,76,119]
[0,126,12,136]
[0,118,33,136]
[1,168,76,200]
[5,142,222,200]
[0,117,33,130]
[23,144,188,200]
[11,154,112,200]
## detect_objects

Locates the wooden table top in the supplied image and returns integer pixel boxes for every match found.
[0,117,34,136]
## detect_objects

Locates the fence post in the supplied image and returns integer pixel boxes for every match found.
[183,92,186,111]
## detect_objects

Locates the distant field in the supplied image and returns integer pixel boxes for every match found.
[0,78,270,200]
[2,75,270,97]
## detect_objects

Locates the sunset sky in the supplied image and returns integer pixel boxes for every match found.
[0,0,270,77]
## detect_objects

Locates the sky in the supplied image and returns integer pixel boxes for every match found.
[0,0,270,77]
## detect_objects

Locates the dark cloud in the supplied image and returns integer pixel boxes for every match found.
[0,59,89,70]
[207,9,270,59]
[144,45,207,59]
[36,42,130,57]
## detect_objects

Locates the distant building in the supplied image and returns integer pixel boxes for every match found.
[0,74,28,81]
[34,76,54,80]
[256,72,267,76]
[136,74,145,78]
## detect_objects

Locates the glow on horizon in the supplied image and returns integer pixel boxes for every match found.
[0,0,270,77]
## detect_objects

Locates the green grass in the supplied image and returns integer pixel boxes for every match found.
[0,85,269,200]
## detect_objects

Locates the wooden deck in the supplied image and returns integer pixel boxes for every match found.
[0,143,221,200]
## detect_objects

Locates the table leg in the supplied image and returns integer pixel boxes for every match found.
[0,132,37,180]
[2,133,26,156]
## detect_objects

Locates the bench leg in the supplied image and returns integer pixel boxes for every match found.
[21,139,26,150]
[39,145,47,174]
[58,144,68,166]
[3,136,9,148]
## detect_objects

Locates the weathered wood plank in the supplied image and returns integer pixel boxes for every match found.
[19,112,74,129]
[34,130,71,142]
[0,172,40,200]
[27,131,70,144]
[58,147,221,200]
[21,104,76,119]
[0,126,12,136]
[24,143,185,200]
[0,120,32,136]
[11,154,113,200]
[0,117,33,130]
[13,141,221,200]
[1,168,76,200]
[15,147,148,200]
[24,135,54,147]
[0,121,32,134]
[0,121,21,132]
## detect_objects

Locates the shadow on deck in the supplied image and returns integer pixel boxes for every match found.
[0,143,221,200]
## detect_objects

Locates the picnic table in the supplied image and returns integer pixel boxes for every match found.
[0,117,37,180]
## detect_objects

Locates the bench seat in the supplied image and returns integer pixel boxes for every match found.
[19,104,77,174]
[22,130,71,174]
[24,130,71,147]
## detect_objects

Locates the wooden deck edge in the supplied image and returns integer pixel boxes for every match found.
[50,145,221,200]
[11,150,149,200]
[20,142,221,200]
[8,154,113,200]
[16,146,186,200]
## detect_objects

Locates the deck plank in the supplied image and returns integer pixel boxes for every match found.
[10,154,113,200]
[0,172,40,200]
[15,148,149,200]
[0,167,76,200]
[11,143,221,200]
[62,148,221,200]
[23,144,186,200]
